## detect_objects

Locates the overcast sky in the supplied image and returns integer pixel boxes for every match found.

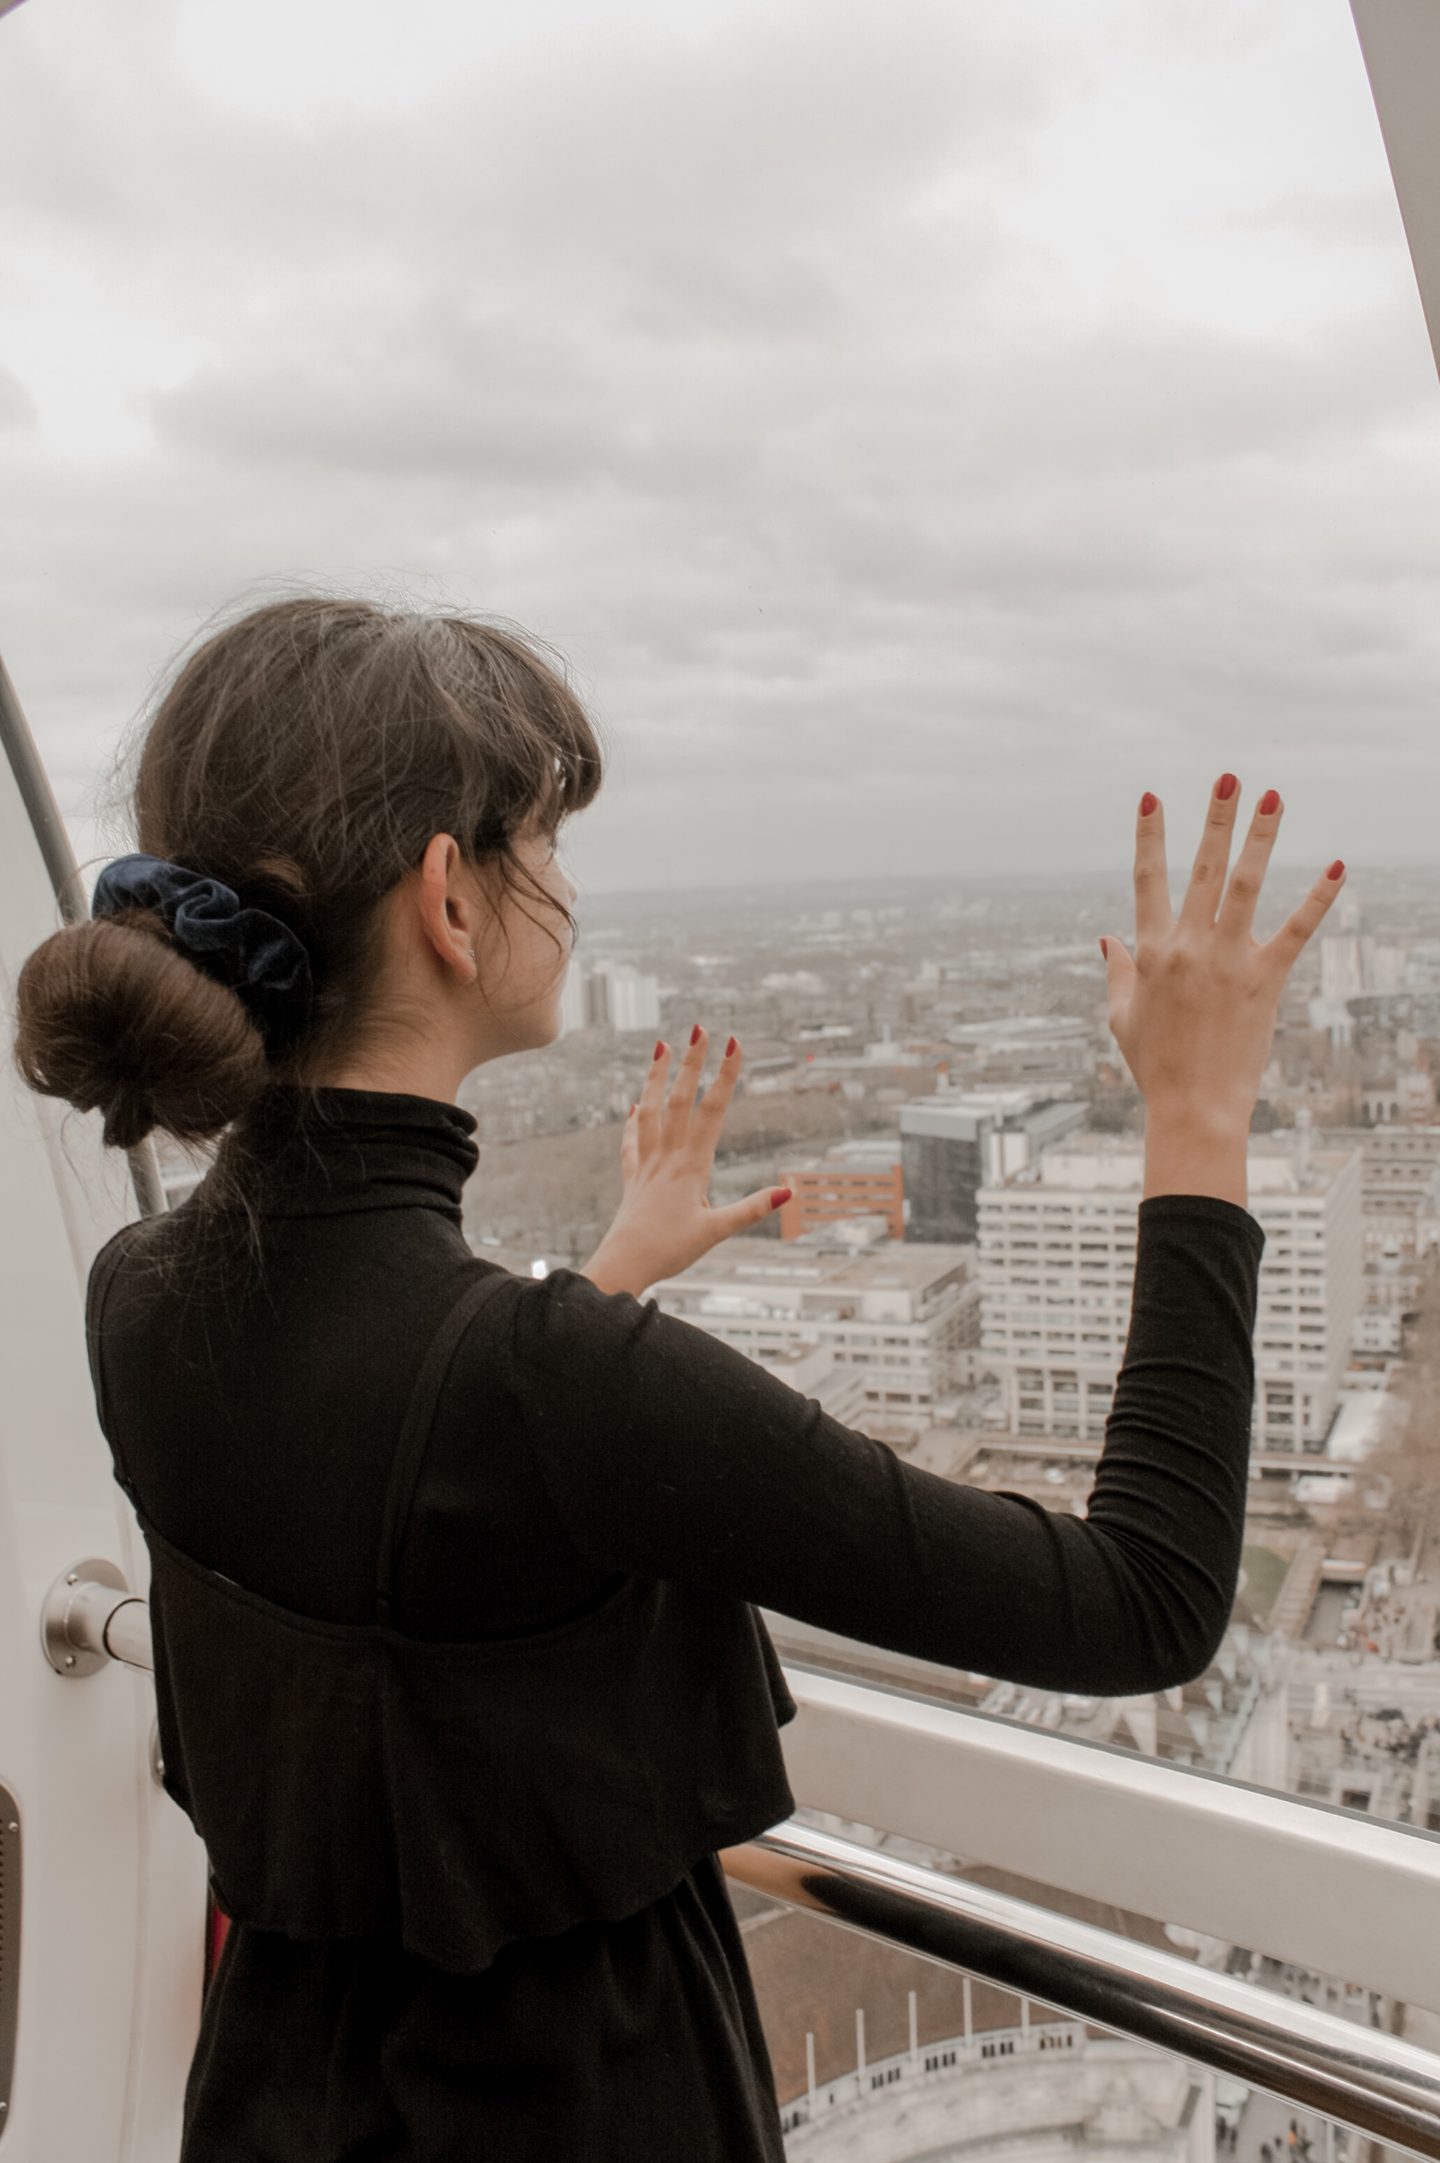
[3,0,1438,914]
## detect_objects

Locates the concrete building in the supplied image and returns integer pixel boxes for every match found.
[978,1124,1364,1454]
[774,1138,905,1242]
[1317,1120,1440,1260]
[583,955,661,1032]
[1320,928,1406,1004]
[900,1088,1088,1245]
[1362,1068,1439,1124]
[556,954,589,1035]
[642,1238,976,1434]
[940,1011,1096,1083]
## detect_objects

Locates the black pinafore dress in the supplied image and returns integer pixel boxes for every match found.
[114,1267,797,2161]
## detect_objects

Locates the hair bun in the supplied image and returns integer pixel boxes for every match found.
[11,911,269,1151]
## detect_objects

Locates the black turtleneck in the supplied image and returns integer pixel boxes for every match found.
[207,1081,481,1217]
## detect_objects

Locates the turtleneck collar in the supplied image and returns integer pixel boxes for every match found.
[204,1083,480,1217]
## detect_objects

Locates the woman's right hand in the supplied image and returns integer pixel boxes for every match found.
[581,1027,791,1298]
[1100,775,1345,1133]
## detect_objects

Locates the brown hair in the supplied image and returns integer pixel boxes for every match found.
[10,589,604,1283]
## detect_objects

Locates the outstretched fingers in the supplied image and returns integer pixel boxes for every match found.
[633,1038,670,1143]
[636,1030,744,1155]
[1177,774,1243,935]
[1214,786,1283,943]
[1259,856,1347,976]
[663,1025,709,1132]
[1134,792,1172,949]
[692,1031,743,1147]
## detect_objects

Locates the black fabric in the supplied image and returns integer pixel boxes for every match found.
[84,1081,1267,2161]
[133,1496,796,1972]
[184,1848,785,2162]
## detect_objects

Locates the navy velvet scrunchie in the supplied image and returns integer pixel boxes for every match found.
[90,852,316,1053]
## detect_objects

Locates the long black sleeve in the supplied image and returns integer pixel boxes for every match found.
[506,1192,1265,1698]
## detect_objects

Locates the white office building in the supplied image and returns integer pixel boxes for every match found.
[583,956,662,1032]
[979,1125,1364,1454]
[644,1241,976,1433]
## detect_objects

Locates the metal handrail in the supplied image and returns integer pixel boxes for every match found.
[773,1662,1440,2016]
[722,1821,1440,2163]
[48,1571,1440,2162]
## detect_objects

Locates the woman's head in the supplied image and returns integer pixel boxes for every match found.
[10,593,604,1156]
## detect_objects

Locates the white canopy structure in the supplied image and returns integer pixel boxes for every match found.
[1352,0,1440,383]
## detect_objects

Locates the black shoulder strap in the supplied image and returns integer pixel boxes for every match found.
[375,1266,515,1627]
[87,1229,142,1506]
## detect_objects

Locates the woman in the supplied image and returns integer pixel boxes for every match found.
[11,595,1345,2161]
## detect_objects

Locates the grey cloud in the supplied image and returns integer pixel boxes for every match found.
[2,0,1438,893]
[143,305,621,482]
[0,1,1040,275]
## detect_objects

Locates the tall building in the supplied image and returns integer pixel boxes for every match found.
[556,954,589,1035]
[1320,928,1406,1004]
[1317,1121,1440,1263]
[979,1126,1364,1453]
[900,1088,1088,1244]
[583,955,661,1031]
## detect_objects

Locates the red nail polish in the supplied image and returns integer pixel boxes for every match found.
[1328,860,1345,881]
[1216,773,1237,800]
[725,1036,737,1057]
[1259,790,1279,815]
[771,1189,793,1211]
[653,1040,665,1061]
[1140,792,1157,817]
[690,1023,701,1045]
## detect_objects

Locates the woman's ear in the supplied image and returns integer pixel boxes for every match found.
[412,833,479,976]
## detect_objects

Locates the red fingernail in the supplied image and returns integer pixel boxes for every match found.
[725,1035,737,1057]
[1140,792,1157,817]
[771,1188,793,1211]
[1328,860,1345,881]
[628,1104,636,1117]
[1099,938,1108,960]
[1216,773,1237,800]
[689,1023,701,1045]
[1259,789,1280,815]
[653,1040,665,1061]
